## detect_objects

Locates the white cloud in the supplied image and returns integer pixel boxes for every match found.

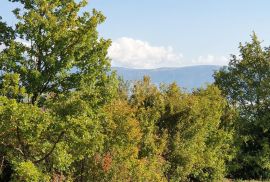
[108,37,229,69]
[108,37,183,69]
[1,37,230,68]
[191,55,229,66]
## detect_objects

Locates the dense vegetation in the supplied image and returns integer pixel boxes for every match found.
[0,0,269,181]
[214,34,270,180]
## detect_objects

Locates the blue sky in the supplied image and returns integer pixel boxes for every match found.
[1,0,270,68]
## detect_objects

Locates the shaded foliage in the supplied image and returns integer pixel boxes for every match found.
[214,33,270,180]
[159,83,234,181]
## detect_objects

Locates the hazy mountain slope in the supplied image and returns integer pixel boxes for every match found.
[112,65,222,90]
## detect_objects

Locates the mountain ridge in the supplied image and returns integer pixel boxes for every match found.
[112,65,222,90]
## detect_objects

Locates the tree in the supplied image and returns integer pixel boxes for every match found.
[0,0,116,180]
[1,0,111,104]
[159,83,234,181]
[129,76,168,181]
[97,97,166,181]
[214,33,270,179]
[0,16,14,45]
[130,76,167,159]
[81,77,168,181]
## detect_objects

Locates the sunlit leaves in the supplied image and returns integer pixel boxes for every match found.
[214,33,270,179]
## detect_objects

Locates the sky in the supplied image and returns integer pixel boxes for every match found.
[1,0,270,69]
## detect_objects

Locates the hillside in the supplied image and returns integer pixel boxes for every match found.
[112,65,222,90]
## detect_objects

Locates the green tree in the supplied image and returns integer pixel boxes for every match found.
[1,0,111,104]
[214,33,270,179]
[129,76,168,181]
[159,83,234,181]
[0,16,14,45]
[81,78,167,181]
[0,0,115,180]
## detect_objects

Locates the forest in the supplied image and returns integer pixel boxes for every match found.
[1,0,270,181]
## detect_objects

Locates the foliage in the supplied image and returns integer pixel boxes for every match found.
[12,161,50,182]
[86,78,168,181]
[0,0,238,181]
[129,76,168,181]
[214,33,270,180]
[0,0,115,181]
[130,76,167,158]
[159,83,234,181]
[1,0,111,104]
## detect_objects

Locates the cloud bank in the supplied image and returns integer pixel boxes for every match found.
[108,37,183,69]
[108,37,229,69]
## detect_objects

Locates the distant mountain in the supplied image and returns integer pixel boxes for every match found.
[112,65,222,90]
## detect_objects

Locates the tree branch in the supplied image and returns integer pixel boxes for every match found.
[16,126,27,160]
[34,131,65,164]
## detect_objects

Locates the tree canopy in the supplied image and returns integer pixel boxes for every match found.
[1,0,269,181]
[0,0,116,181]
[214,33,270,180]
